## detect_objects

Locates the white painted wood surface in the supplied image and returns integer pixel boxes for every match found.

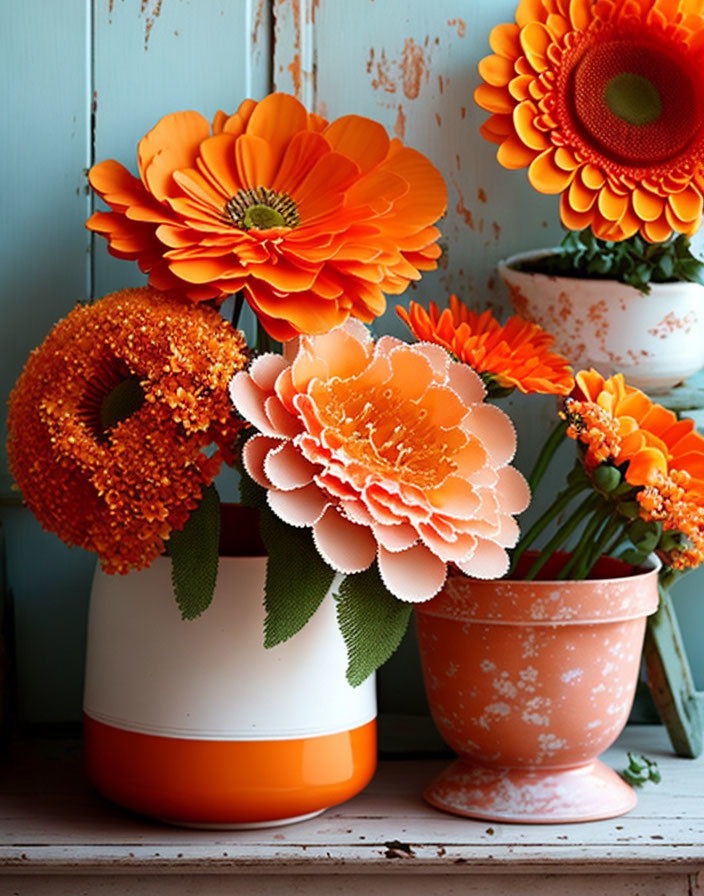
[1,727,702,894]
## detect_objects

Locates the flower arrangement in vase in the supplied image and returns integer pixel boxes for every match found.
[475,0,704,393]
[6,92,448,827]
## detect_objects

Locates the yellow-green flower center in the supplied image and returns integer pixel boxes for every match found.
[225,187,300,230]
[605,73,662,126]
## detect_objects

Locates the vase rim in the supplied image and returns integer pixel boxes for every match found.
[414,552,661,625]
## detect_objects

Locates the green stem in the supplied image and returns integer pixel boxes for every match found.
[509,480,588,576]
[597,518,630,565]
[556,503,612,580]
[524,492,601,581]
[527,420,568,493]
[573,508,618,580]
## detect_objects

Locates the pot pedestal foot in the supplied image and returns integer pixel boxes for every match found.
[423,758,637,824]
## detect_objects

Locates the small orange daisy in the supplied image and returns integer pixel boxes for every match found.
[568,369,704,491]
[7,288,248,574]
[475,0,704,242]
[397,296,574,396]
[87,93,447,341]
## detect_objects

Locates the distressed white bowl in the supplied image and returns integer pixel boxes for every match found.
[498,250,704,394]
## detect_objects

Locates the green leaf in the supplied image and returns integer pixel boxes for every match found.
[335,563,413,687]
[166,483,220,620]
[240,473,336,647]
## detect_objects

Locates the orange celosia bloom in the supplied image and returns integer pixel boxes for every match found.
[86,93,447,341]
[7,288,248,574]
[397,296,574,395]
[475,0,704,242]
[230,320,530,601]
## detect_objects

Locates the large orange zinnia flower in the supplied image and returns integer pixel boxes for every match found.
[7,288,247,574]
[87,93,447,341]
[230,320,530,601]
[567,369,704,490]
[397,296,574,396]
[475,0,704,242]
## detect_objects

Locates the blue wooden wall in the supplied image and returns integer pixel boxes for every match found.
[1,0,702,724]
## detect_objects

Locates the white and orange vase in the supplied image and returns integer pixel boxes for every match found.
[83,507,377,828]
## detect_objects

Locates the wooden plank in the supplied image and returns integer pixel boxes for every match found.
[0,873,698,896]
[1,728,702,876]
[92,0,272,298]
[0,0,95,725]
[644,587,703,758]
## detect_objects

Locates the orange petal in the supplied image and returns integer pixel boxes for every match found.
[323,115,390,172]
[272,131,331,195]
[632,187,664,222]
[668,185,703,224]
[465,404,517,466]
[197,134,242,198]
[569,0,594,29]
[513,101,550,150]
[528,148,575,192]
[245,93,308,170]
[498,134,538,169]
[478,53,516,86]
[489,22,521,57]
[474,83,515,114]
[643,214,674,242]
[579,163,605,189]
[137,110,210,184]
[235,134,276,189]
[516,0,548,28]
[625,447,668,486]
[520,22,552,73]
[479,113,514,143]
[568,176,597,212]
[597,185,629,222]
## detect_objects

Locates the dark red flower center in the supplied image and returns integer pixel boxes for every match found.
[570,38,703,165]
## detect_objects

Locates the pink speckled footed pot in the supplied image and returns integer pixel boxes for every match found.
[415,552,660,824]
[498,250,704,394]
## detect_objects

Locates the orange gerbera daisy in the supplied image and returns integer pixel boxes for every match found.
[567,369,704,490]
[475,0,704,242]
[7,288,247,574]
[397,296,574,395]
[87,93,447,341]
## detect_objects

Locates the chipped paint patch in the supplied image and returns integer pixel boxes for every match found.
[447,17,466,37]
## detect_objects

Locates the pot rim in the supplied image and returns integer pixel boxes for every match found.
[414,553,661,625]
[497,249,704,292]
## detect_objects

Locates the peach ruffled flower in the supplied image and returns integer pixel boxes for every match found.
[397,296,574,395]
[86,93,447,341]
[230,320,530,601]
[7,288,248,574]
[475,0,704,241]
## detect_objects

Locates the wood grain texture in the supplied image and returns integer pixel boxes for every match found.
[0,727,702,887]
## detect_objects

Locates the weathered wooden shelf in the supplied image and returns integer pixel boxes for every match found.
[0,725,702,894]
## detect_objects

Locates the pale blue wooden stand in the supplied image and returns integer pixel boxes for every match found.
[646,372,704,757]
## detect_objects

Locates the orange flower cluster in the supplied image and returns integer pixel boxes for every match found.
[87,93,447,341]
[565,370,704,570]
[638,472,704,571]
[475,0,704,241]
[397,296,574,396]
[7,288,248,574]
